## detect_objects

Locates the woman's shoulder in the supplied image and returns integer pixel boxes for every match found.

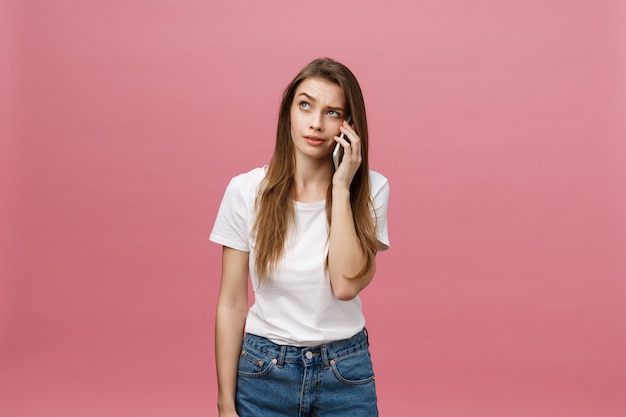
[368,169,389,192]
[224,166,267,198]
[231,166,267,184]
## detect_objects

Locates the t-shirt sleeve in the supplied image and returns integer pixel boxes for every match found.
[209,176,251,252]
[371,175,390,251]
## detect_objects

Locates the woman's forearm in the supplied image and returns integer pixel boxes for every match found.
[215,246,249,414]
[215,302,247,413]
[328,186,374,300]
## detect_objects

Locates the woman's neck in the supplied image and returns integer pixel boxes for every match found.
[292,159,333,203]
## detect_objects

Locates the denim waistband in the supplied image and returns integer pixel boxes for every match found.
[242,329,370,368]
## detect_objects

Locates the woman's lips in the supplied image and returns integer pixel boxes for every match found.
[305,136,325,146]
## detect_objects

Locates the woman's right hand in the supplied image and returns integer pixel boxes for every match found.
[219,411,239,417]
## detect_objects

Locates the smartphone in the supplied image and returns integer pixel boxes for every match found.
[332,115,352,170]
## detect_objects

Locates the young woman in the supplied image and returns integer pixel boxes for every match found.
[210,57,390,417]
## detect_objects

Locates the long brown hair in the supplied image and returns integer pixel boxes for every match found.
[252,58,377,282]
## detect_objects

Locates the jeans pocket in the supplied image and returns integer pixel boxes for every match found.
[330,348,375,386]
[237,347,276,378]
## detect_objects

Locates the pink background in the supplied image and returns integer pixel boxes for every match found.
[2,1,626,416]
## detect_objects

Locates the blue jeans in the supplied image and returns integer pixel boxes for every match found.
[236,329,378,417]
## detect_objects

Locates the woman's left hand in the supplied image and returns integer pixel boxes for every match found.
[332,120,362,190]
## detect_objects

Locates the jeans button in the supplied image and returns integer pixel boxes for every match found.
[305,351,313,359]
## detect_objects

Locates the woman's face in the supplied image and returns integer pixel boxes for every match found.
[289,77,347,164]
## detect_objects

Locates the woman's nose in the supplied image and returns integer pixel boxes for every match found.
[309,113,323,131]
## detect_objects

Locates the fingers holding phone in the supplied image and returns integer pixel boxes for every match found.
[332,116,354,170]
[332,117,362,187]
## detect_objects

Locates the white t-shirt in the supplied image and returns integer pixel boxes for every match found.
[210,167,390,346]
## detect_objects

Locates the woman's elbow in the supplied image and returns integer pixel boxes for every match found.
[332,286,360,301]
[330,272,374,301]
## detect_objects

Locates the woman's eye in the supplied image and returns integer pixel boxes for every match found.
[328,110,340,118]
[299,102,310,110]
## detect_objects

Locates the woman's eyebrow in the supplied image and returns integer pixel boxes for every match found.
[297,92,345,112]
[297,92,316,101]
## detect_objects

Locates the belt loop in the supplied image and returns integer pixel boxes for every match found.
[363,327,370,346]
[277,346,286,368]
[321,345,330,369]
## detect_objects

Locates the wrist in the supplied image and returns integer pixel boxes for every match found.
[332,184,350,197]
[218,402,236,413]
[217,396,236,413]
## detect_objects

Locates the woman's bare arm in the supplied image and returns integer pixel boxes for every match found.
[328,121,375,300]
[215,246,249,416]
